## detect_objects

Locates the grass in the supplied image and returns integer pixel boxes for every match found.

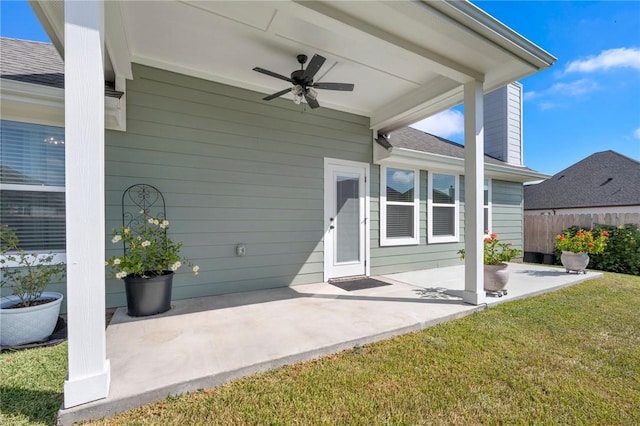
[0,342,67,425]
[2,273,639,425]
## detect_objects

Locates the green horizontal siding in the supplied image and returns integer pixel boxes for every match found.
[104,64,371,308]
[370,175,523,275]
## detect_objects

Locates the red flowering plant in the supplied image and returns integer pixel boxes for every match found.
[458,234,522,265]
[555,228,608,255]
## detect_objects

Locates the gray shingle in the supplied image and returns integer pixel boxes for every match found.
[1,37,123,98]
[380,127,541,175]
[524,150,640,210]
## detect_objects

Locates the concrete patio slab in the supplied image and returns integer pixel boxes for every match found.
[58,263,600,424]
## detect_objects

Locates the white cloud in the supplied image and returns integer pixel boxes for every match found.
[410,109,464,139]
[566,47,640,73]
[548,79,599,97]
[391,170,414,186]
[634,128,640,140]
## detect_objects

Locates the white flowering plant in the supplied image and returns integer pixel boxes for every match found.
[106,213,199,279]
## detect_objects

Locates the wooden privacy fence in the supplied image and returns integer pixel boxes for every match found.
[524,212,640,254]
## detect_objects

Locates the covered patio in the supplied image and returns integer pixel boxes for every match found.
[24,0,555,413]
[58,263,598,424]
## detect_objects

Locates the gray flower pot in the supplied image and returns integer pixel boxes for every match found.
[0,291,63,346]
[484,263,510,292]
[561,251,589,274]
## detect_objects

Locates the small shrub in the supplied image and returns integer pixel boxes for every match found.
[555,224,640,275]
[589,224,640,276]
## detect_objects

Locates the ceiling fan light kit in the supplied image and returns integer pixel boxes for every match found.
[253,53,355,109]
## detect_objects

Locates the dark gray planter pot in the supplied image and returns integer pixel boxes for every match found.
[124,271,173,317]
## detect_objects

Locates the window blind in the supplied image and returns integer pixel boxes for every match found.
[383,167,417,243]
[0,120,66,251]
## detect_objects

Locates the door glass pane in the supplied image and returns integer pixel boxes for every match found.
[335,175,359,263]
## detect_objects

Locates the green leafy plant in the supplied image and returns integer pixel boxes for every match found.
[0,226,66,308]
[458,234,521,265]
[555,228,608,255]
[588,224,640,275]
[105,213,198,279]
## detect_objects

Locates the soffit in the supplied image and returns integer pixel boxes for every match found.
[32,0,555,131]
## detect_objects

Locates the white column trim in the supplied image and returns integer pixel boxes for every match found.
[462,80,486,306]
[63,0,110,408]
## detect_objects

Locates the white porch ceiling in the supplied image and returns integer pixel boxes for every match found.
[31,0,555,132]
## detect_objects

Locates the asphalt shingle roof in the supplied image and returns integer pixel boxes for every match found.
[382,127,542,175]
[1,37,123,98]
[524,150,640,210]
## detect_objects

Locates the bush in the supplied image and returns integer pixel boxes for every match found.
[589,224,640,276]
[555,224,640,275]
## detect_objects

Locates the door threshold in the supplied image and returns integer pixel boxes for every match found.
[327,275,367,284]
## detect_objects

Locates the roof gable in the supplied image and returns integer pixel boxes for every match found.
[524,150,640,210]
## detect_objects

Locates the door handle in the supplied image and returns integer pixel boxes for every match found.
[329,225,335,230]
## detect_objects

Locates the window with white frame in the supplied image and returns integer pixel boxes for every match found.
[0,120,65,251]
[484,179,492,235]
[428,172,459,243]
[380,166,419,246]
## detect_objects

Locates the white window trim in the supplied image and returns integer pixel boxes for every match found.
[428,172,460,244]
[0,252,67,268]
[484,179,492,237]
[380,165,420,246]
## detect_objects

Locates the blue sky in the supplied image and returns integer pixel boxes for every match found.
[413,1,640,174]
[2,1,639,175]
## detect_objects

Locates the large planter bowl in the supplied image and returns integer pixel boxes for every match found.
[124,271,173,317]
[484,263,510,292]
[0,291,63,347]
[561,251,589,274]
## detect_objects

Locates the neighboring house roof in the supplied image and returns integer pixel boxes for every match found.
[524,150,640,210]
[378,127,545,180]
[0,37,123,98]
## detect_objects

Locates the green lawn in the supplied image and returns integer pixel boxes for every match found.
[2,273,639,425]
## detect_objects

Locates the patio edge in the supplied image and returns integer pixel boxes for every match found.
[56,305,485,425]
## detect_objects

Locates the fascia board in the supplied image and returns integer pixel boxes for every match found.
[0,79,126,131]
[431,1,556,69]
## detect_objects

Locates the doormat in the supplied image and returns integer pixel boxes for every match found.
[330,277,392,292]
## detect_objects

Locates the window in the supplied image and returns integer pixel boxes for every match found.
[428,173,459,243]
[484,179,492,235]
[380,166,419,246]
[0,120,65,251]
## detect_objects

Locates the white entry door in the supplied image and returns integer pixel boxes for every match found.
[324,158,369,281]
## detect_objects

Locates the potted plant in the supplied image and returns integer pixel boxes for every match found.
[106,212,199,317]
[458,234,521,294]
[0,226,66,347]
[555,228,608,274]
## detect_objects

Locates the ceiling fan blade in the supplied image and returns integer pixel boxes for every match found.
[313,82,355,91]
[302,54,326,81]
[304,92,320,109]
[263,87,293,101]
[253,67,293,83]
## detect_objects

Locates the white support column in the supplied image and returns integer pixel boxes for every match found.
[462,80,486,306]
[63,0,110,408]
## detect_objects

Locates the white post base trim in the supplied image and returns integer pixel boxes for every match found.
[63,360,111,408]
[462,290,486,306]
